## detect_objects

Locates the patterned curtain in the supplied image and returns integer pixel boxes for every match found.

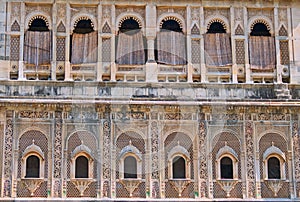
[204,33,232,66]
[71,31,98,64]
[116,31,145,65]
[249,36,276,70]
[156,31,187,65]
[24,31,51,65]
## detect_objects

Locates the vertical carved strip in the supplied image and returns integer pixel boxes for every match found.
[3,117,13,197]
[199,121,208,198]
[151,121,159,198]
[292,122,300,197]
[245,121,255,198]
[102,120,111,197]
[53,112,62,197]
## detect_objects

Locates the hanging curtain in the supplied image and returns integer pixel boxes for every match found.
[24,31,51,65]
[204,33,232,66]
[116,31,145,65]
[249,36,276,70]
[157,31,187,65]
[71,31,98,64]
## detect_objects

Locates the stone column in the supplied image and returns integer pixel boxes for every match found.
[145,4,157,82]
[51,3,57,80]
[64,3,71,81]
[231,7,238,83]
[199,6,206,83]
[243,7,251,83]
[110,5,116,81]
[274,7,282,83]
[18,2,25,80]
[186,5,193,83]
[97,4,102,81]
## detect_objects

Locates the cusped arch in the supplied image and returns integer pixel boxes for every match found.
[263,144,286,161]
[157,13,186,33]
[116,13,145,32]
[205,15,230,33]
[168,144,190,161]
[216,144,238,160]
[71,14,98,34]
[248,16,274,35]
[71,144,93,159]
[25,12,51,30]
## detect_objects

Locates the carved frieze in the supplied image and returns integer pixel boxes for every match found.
[54,112,62,179]
[3,118,13,197]
[71,6,97,19]
[19,111,49,119]
[245,121,255,197]
[151,121,159,179]
[204,8,230,20]
[198,121,208,197]
[26,5,52,17]
[102,120,111,180]
[293,122,300,182]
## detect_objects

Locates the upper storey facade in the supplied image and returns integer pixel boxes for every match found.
[0,0,300,84]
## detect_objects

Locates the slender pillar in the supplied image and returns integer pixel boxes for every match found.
[18,2,25,80]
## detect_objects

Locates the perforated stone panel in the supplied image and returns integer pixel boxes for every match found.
[10,36,20,61]
[102,38,111,62]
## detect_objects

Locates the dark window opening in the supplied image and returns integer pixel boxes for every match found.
[161,20,182,32]
[119,18,140,34]
[74,19,94,34]
[25,155,40,178]
[124,156,137,178]
[172,156,186,179]
[28,18,49,32]
[75,156,89,178]
[250,23,271,36]
[220,157,233,179]
[207,22,226,34]
[268,157,281,179]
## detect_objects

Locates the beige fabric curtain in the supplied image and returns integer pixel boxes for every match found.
[71,31,98,64]
[157,31,187,65]
[24,31,51,65]
[116,31,145,65]
[204,33,232,66]
[249,36,276,70]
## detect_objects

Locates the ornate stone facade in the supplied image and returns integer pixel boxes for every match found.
[0,0,300,200]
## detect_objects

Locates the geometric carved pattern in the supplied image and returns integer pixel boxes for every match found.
[245,121,255,198]
[191,39,201,64]
[57,21,66,33]
[235,24,244,35]
[280,40,289,65]
[56,38,65,61]
[198,121,208,198]
[10,36,20,61]
[102,22,111,33]
[279,25,288,36]
[102,38,111,62]
[235,40,245,65]
[191,24,200,35]
[11,20,20,32]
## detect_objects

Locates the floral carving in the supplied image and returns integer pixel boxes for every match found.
[3,118,13,196]
[245,121,255,197]
[54,112,62,178]
[103,120,111,180]
[19,111,49,119]
[199,121,208,197]
[151,121,159,179]
[293,122,300,182]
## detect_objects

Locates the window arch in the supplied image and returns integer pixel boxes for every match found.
[28,18,49,32]
[220,157,233,179]
[250,22,271,36]
[73,19,94,34]
[207,22,226,34]
[161,19,182,32]
[25,155,40,178]
[124,156,137,178]
[75,156,89,178]
[267,157,280,179]
[172,156,186,179]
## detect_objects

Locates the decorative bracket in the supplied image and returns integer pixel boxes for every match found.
[71,179,93,196]
[217,179,238,197]
[265,179,283,197]
[119,179,142,197]
[169,179,191,197]
[22,178,44,196]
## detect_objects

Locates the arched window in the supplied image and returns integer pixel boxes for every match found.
[156,18,186,65]
[220,157,233,179]
[172,156,186,179]
[24,17,51,80]
[204,20,232,67]
[267,157,280,179]
[249,22,275,70]
[116,17,145,65]
[124,156,137,178]
[25,155,40,178]
[71,19,97,64]
[75,156,89,178]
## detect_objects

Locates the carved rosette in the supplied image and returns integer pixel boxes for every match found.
[245,121,255,198]
[198,121,208,197]
[3,118,13,197]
